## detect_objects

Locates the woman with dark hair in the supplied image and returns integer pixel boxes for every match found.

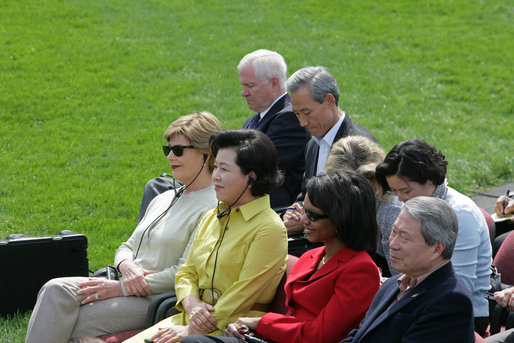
[125,129,288,343]
[182,171,381,343]
[324,135,403,276]
[375,138,492,336]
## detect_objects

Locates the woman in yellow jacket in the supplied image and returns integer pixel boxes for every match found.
[125,129,288,343]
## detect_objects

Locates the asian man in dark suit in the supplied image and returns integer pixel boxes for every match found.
[283,66,375,235]
[341,196,475,343]
[238,49,310,209]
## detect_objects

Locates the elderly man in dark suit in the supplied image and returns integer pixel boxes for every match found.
[341,196,475,343]
[283,66,375,234]
[238,49,310,209]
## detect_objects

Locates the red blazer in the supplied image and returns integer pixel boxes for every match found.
[256,246,380,343]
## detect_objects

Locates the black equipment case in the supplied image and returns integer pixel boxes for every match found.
[0,232,89,316]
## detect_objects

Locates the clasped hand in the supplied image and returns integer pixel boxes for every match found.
[118,259,159,296]
[146,299,217,343]
[494,287,514,311]
[187,300,217,333]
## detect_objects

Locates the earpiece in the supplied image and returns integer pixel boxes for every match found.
[217,177,254,219]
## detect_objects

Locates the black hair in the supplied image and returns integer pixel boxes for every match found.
[209,129,283,197]
[306,171,378,251]
[375,139,448,193]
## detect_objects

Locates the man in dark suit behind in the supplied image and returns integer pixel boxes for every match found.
[341,196,474,343]
[238,49,310,209]
[283,66,375,234]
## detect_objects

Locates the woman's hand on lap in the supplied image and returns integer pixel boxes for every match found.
[150,325,190,343]
[76,278,123,304]
[118,259,158,296]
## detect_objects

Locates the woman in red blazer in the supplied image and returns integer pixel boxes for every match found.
[182,171,381,343]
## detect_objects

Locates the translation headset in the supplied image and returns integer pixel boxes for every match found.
[133,154,208,260]
[209,175,254,304]
[216,176,254,219]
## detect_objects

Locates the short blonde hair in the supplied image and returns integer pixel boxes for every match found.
[164,112,221,172]
[324,136,391,201]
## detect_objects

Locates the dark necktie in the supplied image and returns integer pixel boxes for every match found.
[248,113,260,129]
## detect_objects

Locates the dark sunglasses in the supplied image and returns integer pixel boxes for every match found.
[303,207,329,222]
[162,145,195,157]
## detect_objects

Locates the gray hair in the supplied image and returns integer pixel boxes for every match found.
[403,196,458,259]
[237,49,287,89]
[286,66,340,106]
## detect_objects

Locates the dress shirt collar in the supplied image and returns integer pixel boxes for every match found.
[313,113,345,174]
[312,112,345,147]
[216,195,271,222]
[398,260,450,293]
[258,93,287,120]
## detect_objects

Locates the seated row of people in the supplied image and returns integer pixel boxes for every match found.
[183,196,475,343]
[26,124,486,342]
[128,170,381,343]
[26,49,497,342]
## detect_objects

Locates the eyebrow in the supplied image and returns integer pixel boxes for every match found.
[392,225,411,238]
[293,106,312,115]
[216,161,231,167]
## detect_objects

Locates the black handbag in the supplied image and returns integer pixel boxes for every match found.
[490,265,502,293]
[91,265,119,280]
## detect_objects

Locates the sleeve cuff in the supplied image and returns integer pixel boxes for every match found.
[120,278,130,296]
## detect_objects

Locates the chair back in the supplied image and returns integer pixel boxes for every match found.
[479,207,496,242]
[270,254,299,314]
[494,231,514,285]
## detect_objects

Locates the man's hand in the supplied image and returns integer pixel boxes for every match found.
[494,287,514,311]
[495,196,514,222]
[283,202,305,235]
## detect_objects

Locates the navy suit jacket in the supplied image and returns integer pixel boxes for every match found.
[243,94,310,209]
[341,262,475,343]
[297,115,375,201]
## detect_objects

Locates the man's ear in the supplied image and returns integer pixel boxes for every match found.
[270,76,280,89]
[323,92,336,106]
[432,242,446,257]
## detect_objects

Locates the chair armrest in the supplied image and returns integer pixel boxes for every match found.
[145,291,176,328]
[506,310,514,331]
[154,296,178,324]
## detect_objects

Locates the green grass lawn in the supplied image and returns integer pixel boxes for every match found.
[1,0,512,341]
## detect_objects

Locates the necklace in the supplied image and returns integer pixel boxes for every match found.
[322,256,327,265]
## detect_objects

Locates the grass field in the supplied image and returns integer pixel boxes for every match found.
[1,0,512,341]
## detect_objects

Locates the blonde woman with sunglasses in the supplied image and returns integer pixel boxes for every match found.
[26,112,220,343]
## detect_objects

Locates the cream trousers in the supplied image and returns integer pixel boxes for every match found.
[25,277,151,343]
